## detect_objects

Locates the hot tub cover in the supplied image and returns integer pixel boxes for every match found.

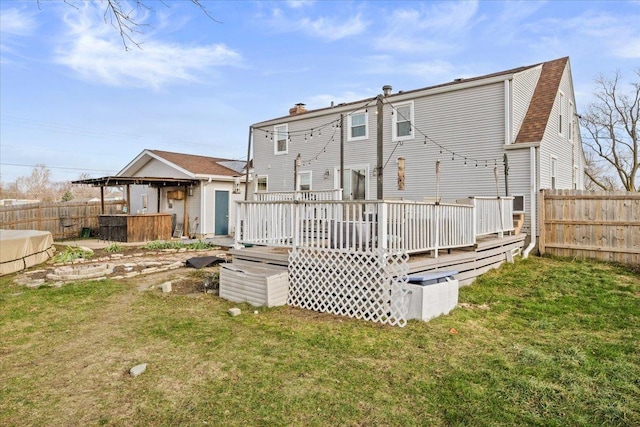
[0,229,55,276]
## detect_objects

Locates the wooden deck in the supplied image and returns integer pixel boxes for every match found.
[229,233,526,287]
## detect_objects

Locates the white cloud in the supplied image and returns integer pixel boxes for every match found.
[520,8,640,60]
[0,7,38,62]
[374,1,479,53]
[286,0,316,9]
[54,3,242,89]
[264,6,368,41]
[0,7,37,37]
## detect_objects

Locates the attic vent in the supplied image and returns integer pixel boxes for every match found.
[289,103,307,116]
[453,78,463,82]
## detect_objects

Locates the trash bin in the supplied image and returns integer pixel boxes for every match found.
[81,227,91,238]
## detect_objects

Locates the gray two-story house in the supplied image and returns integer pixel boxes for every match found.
[249,57,585,245]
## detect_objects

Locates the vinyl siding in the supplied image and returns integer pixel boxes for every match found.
[539,65,577,190]
[253,110,369,195]
[512,66,542,143]
[383,82,507,201]
[122,159,191,179]
[504,148,533,234]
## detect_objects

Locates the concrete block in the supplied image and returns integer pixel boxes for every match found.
[162,282,172,293]
[228,307,241,317]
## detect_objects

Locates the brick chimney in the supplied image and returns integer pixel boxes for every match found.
[289,103,307,116]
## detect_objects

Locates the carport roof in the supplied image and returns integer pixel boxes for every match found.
[71,176,200,187]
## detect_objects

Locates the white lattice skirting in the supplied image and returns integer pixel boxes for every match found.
[288,248,410,327]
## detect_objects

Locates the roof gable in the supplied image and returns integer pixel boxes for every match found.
[515,57,569,143]
[147,150,243,177]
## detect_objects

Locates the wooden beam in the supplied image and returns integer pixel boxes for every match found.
[183,185,189,237]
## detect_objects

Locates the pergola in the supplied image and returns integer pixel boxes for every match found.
[72,176,200,235]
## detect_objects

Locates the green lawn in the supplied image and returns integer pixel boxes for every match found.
[1,256,638,426]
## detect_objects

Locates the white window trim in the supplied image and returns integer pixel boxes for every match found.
[392,100,415,142]
[550,155,558,189]
[274,124,288,155]
[297,170,312,191]
[558,92,565,137]
[568,100,574,143]
[347,111,368,141]
[512,194,525,213]
[256,175,268,192]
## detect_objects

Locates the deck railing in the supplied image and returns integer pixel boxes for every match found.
[254,189,342,202]
[471,196,515,238]
[235,197,514,256]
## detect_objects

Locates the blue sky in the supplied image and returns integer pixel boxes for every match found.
[1,0,638,183]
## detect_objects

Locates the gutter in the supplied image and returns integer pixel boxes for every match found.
[523,146,537,258]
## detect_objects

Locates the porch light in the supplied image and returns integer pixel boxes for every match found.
[188,186,194,197]
[324,170,330,180]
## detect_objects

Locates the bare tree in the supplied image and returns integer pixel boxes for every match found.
[47,0,221,50]
[17,164,54,201]
[580,70,639,191]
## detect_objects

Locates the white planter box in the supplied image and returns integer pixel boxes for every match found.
[403,271,459,321]
[219,263,289,307]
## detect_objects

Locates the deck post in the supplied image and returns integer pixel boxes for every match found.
[434,202,439,258]
[498,197,504,239]
[234,202,242,248]
[292,202,299,250]
[378,201,388,252]
[471,197,477,245]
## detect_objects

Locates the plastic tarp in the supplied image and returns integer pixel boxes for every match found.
[0,230,55,276]
[185,256,227,269]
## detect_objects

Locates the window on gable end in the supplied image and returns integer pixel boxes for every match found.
[348,111,368,141]
[393,101,414,141]
[568,101,574,142]
[551,156,558,189]
[558,92,565,136]
[274,124,288,155]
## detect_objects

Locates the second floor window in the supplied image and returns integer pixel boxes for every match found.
[348,111,367,140]
[274,124,288,155]
[393,102,414,141]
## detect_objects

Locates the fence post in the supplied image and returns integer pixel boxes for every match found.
[538,190,546,255]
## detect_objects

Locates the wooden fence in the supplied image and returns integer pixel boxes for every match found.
[0,200,124,239]
[539,189,640,266]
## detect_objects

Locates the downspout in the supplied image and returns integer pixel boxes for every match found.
[523,146,537,258]
[244,126,252,201]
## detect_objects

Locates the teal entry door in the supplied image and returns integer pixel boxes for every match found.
[214,190,229,235]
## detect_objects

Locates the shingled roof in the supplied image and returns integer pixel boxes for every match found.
[515,57,569,143]
[149,150,243,176]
